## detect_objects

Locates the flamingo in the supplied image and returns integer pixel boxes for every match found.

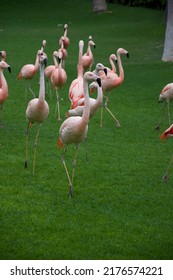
[0,60,11,127]
[67,63,107,117]
[58,36,67,68]
[90,48,129,127]
[155,83,173,130]
[160,124,173,181]
[50,50,67,120]
[62,24,70,49]
[69,40,84,109]
[25,51,49,174]
[81,35,96,71]
[17,49,42,98]
[58,71,101,197]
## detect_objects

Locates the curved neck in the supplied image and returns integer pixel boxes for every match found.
[39,63,45,101]
[117,51,124,80]
[109,57,116,73]
[35,53,40,70]
[96,84,103,104]
[0,70,8,93]
[82,76,90,123]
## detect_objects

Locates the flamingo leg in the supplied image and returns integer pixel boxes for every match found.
[104,104,121,127]
[155,102,167,130]
[84,136,88,162]
[162,153,173,181]
[25,121,30,168]
[71,145,80,186]
[100,104,103,127]
[167,100,171,126]
[61,146,73,197]
[32,124,42,175]
[55,89,61,121]
[0,106,4,128]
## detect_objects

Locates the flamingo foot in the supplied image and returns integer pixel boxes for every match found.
[57,117,62,122]
[24,160,28,168]
[116,121,121,127]
[162,174,168,182]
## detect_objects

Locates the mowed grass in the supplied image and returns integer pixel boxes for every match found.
[0,0,173,260]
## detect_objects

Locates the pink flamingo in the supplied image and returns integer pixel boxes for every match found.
[155,83,173,130]
[17,49,42,98]
[69,40,84,109]
[25,52,49,174]
[90,48,129,127]
[58,36,67,68]
[58,71,101,197]
[50,50,67,120]
[62,24,70,49]
[67,63,107,117]
[160,124,173,181]
[81,35,96,70]
[0,60,11,127]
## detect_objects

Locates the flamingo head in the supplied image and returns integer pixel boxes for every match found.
[0,61,11,73]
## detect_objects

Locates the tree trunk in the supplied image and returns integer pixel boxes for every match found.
[92,0,108,13]
[162,0,173,61]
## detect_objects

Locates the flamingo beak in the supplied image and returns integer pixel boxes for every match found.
[104,68,107,75]
[96,77,101,87]
[93,44,96,49]
[43,58,47,67]
[126,52,129,58]
[8,66,11,73]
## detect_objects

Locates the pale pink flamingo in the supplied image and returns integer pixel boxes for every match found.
[81,35,96,71]
[155,83,173,130]
[69,40,84,109]
[50,50,67,120]
[62,24,70,49]
[0,60,11,127]
[90,48,129,127]
[160,124,173,181]
[25,52,49,174]
[58,71,101,197]
[17,49,42,98]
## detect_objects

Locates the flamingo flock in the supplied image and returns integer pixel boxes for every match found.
[4,22,173,195]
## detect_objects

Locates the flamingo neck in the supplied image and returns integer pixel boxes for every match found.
[117,51,124,81]
[82,76,90,124]
[39,63,45,101]
[110,57,116,73]
[96,84,103,104]
[77,43,84,77]
[35,54,40,70]
[0,70,8,94]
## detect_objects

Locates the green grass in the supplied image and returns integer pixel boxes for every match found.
[0,0,173,260]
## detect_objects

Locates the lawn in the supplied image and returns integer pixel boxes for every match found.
[0,0,173,260]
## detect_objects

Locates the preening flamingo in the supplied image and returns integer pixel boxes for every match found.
[50,50,67,120]
[0,60,11,127]
[25,51,49,174]
[17,49,42,98]
[90,48,129,127]
[81,35,96,71]
[58,71,101,197]
[155,83,173,130]
[69,40,84,109]
[160,124,173,181]
[62,24,70,49]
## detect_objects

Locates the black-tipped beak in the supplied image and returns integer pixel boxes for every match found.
[58,57,61,64]
[93,44,96,49]
[158,100,163,103]
[43,58,47,67]
[126,52,129,58]
[8,66,11,73]
[104,68,107,75]
[96,77,101,87]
